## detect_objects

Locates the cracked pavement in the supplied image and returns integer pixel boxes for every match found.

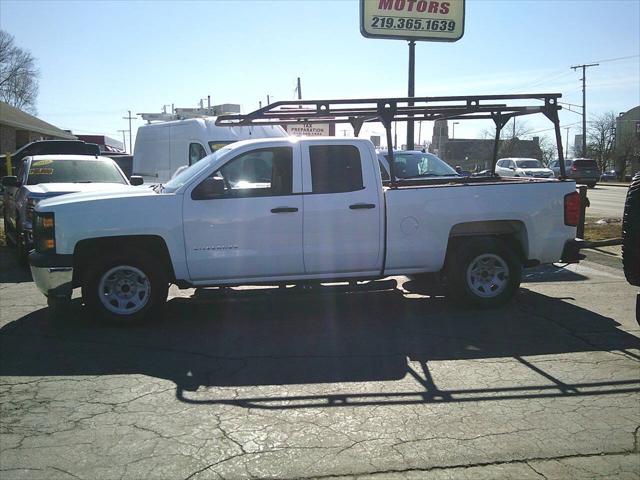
[0,247,639,479]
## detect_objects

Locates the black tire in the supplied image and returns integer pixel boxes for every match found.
[82,249,169,324]
[445,237,522,308]
[588,182,597,189]
[622,173,640,286]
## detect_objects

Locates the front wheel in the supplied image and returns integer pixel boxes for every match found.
[445,237,522,308]
[82,251,168,324]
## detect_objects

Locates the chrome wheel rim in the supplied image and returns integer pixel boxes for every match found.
[466,253,509,298]
[98,265,151,315]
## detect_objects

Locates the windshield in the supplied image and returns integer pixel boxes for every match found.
[392,152,458,178]
[26,159,126,185]
[515,159,542,168]
[163,147,231,192]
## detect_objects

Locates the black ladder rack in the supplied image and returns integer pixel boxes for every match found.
[216,93,566,186]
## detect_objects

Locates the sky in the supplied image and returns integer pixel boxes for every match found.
[1,0,639,153]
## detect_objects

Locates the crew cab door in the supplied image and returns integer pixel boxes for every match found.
[183,144,304,281]
[301,142,383,275]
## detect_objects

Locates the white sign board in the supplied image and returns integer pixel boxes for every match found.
[360,0,465,42]
[285,123,331,137]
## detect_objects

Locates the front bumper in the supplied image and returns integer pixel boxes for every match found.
[29,252,74,298]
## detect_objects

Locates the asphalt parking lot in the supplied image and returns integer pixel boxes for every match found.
[1,246,639,479]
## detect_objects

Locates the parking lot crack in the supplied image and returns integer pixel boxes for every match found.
[50,465,83,479]
[525,461,549,479]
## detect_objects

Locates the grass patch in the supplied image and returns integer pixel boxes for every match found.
[584,218,622,241]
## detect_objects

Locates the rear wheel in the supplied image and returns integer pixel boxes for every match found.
[445,237,522,308]
[82,250,168,324]
[588,182,597,189]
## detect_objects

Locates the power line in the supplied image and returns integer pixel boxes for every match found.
[581,54,639,64]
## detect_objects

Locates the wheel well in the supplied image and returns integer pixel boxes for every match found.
[446,220,529,265]
[73,235,175,286]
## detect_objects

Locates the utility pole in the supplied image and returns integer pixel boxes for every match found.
[117,129,127,153]
[565,126,570,157]
[570,63,599,157]
[296,77,302,100]
[406,40,416,150]
[512,118,516,139]
[452,121,459,140]
[122,110,135,154]
[267,94,271,105]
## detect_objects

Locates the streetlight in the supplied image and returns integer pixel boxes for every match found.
[452,121,459,139]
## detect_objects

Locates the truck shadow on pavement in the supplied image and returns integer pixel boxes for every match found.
[1,280,639,409]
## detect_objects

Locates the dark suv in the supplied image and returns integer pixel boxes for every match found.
[549,158,600,187]
[569,158,600,188]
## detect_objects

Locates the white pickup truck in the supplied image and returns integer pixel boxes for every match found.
[29,137,581,323]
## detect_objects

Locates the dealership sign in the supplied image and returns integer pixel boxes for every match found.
[360,0,465,42]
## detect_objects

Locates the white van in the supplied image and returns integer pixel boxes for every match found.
[133,118,287,183]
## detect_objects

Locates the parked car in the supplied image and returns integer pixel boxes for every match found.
[133,117,287,183]
[622,173,640,322]
[0,140,100,178]
[495,158,554,178]
[30,137,580,323]
[549,158,600,187]
[2,154,141,264]
[600,169,618,182]
[377,150,461,180]
[549,159,573,178]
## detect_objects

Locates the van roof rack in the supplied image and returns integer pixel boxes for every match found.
[216,93,566,185]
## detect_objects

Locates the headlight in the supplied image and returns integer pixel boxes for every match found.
[34,212,55,253]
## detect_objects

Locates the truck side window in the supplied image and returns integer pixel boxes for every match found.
[310,145,364,194]
[189,143,207,166]
[215,147,293,197]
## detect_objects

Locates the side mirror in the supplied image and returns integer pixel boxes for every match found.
[1,176,18,187]
[508,166,516,170]
[129,175,144,186]
[192,176,226,200]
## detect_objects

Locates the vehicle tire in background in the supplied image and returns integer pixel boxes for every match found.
[588,182,597,189]
[622,173,640,287]
[82,250,168,324]
[445,237,522,308]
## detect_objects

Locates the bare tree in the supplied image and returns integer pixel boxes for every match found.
[0,30,39,113]
[482,119,550,162]
[586,112,616,172]
[537,135,557,165]
[615,128,640,179]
